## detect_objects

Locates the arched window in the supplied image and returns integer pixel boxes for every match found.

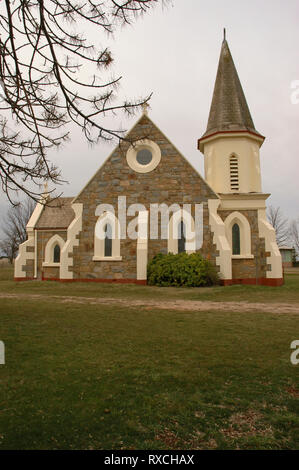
[167,210,196,254]
[232,223,241,255]
[224,211,252,258]
[230,155,239,191]
[43,234,65,267]
[178,220,186,253]
[104,223,112,257]
[53,244,61,263]
[93,211,122,261]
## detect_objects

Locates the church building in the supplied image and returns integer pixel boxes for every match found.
[14,36,283,286]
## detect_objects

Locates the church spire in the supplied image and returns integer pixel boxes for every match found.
[199,35,262,143]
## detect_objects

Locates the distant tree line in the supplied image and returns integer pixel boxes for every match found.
[267,206,299,263]
[0,197,35,263]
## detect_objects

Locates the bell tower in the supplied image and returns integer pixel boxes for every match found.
[198,32,283,285]
[198,32,264,194]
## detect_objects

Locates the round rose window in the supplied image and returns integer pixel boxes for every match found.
[126,140,161,173]
[136,149,153,165]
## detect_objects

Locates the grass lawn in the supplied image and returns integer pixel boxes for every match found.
[0,266,298,449]
[1,266,299,303]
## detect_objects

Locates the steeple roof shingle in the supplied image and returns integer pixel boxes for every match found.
[200,37,263,141]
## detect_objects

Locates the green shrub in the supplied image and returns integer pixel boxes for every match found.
[147,252,219,287]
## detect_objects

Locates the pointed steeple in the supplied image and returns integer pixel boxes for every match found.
[199,34,263,143]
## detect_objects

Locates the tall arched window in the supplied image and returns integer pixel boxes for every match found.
[93,212,122,261]
[104,223,112,257]
[230,155,239,191]
[53,244,61,263]
[232,223,240,255]
[43,234,65,267]
[224,211,252,259]
[178,221,186,253]
[167,210,196,254]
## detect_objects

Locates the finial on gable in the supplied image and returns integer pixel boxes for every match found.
[223,27,226,41]
[141,101,150,115]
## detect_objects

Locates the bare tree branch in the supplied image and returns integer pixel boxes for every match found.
[290,219,299,258]
[0,196,35,262]
[0,0,167,203]
[266,205,290,247]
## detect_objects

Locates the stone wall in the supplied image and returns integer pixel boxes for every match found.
[23,250,34,279]
[219,209,268,280]
[37,230,67,279]
[72,115,220,280]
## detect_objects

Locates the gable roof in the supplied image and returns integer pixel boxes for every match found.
[36,197,75,229]
[200,38,263,140]
[73,112,219,203]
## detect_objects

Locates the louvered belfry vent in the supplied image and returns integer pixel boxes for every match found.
[230,155,239,191]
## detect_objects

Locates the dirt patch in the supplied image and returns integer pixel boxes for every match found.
[155,428,182,449]
[1,293,299,313]
[221,409,273,440]
[286,386,299,398]
[154,427,219,450]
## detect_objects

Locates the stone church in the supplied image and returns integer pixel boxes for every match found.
[14,37,283,286]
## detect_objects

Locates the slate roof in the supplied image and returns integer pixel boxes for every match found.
[36,197,75,229]
[200,39,262,140]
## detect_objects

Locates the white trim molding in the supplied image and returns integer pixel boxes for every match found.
[14,199,45,278]
[208,199,232,280]
[168,209,196,254]
[60,203,83,279]
[14,231,35,278]
[126,139,161,173]
[93,211,122,261]
[258,209,282,279]
[42,234,65,267]
[224,211,252,258]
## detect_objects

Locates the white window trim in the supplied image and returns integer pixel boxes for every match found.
[224,211,252,258]
[126,139,161,173]
[93,212,122,261]
[42,234,65,267]
[92,256,122,261]
[168,209,196,254]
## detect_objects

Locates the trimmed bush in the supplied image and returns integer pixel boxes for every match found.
[147,252,219,287]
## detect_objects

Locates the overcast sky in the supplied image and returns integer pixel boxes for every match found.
[1,0,298,230]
